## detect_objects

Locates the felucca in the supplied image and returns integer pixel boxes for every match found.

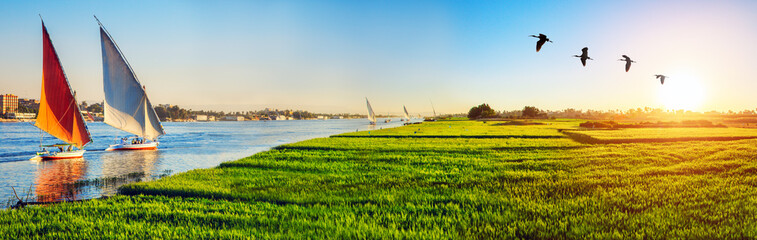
[402,105,410,121]
[34,18,92,160]
[366,98,376,125]
[95,16,165,151]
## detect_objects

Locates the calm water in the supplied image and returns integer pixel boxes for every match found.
[0,119,407,206]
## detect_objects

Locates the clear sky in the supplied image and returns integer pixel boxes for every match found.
[1,0,756,115]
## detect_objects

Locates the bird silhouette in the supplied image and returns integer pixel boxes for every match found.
[655,74,668,85]
[618,55,636,72]
[529,33,552,52]
[573,47,593,67]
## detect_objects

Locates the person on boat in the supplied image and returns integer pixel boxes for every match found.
[67,145,72,151]
[58,146,64,152]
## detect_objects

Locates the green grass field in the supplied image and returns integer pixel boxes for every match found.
[3,119,757,239]
[335,120,580,137]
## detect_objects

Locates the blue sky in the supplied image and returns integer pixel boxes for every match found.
[1,0,756,114]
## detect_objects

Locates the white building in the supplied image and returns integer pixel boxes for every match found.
[6,112,36,119]
[194,115,208,121]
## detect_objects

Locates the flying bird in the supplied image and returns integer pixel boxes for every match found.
[618,55,636,72]
[655,74,668,85]
[529,33,552,52]
[573,47,593,67]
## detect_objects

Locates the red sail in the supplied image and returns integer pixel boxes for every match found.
[34,21,91,148]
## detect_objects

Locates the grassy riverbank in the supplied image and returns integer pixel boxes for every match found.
[3,120,757,239]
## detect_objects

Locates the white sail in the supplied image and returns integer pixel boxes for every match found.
[99,24,165,140]
[403,105,410,120]
[366,98,376,123]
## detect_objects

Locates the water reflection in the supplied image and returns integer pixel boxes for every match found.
[100,150,160,196]
[34,158,88,202]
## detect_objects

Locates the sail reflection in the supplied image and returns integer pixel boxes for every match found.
[100,150,160,196]
[34,158,88,202]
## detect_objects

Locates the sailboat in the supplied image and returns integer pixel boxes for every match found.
[402,105,410,121]
[96,16,165,151]
[34,19,92,160]
[366,98,376,125]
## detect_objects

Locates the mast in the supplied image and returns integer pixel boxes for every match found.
[430,100,436,118]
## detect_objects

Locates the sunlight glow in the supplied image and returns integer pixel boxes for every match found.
[658,72,706,111]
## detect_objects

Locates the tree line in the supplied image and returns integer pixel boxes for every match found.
[468,104,547,119]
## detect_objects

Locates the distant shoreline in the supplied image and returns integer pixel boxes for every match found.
[0,119,33,123]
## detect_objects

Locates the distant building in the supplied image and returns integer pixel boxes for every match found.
[194,115,208,121]
[208,116,216,121]
[222,116,244,121]
[6,112,35,119]
[1,94,18,114]
[18,98,39,110]
[331,116,344,119]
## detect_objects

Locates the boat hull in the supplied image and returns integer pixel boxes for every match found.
[106,142,158,151]
[39,150,86,160]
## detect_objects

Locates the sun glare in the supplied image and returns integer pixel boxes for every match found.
[658,72,706,111]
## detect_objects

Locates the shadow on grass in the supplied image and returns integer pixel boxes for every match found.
[492,146,586,151]
[119,182,492,207]
[271,146,491,155]
[118,172,565,208]
[562,131,757,144]
[331,135,565,139]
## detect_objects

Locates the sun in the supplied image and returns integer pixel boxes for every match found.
[658,72,706,111]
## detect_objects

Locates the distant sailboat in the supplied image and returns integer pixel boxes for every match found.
[96,16,165,151]
[34,19,92,160]
[366,98,376,125]
[402,105,410,121]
